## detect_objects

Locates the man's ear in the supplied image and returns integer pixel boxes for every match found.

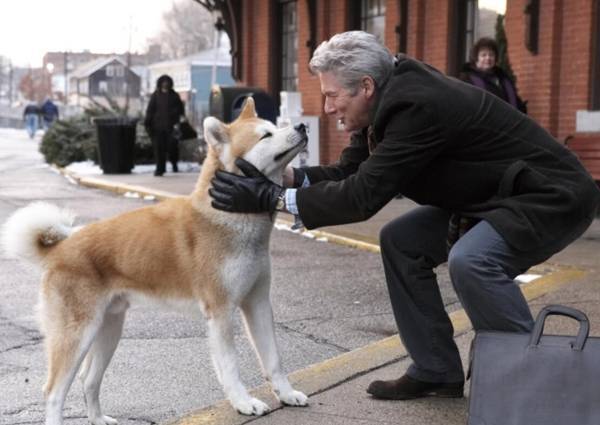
[361,76,376,99]
[203,116,229,149]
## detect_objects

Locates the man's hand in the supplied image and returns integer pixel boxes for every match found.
[209,158,285,213]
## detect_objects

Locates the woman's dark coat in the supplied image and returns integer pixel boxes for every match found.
[296,56,600,252]
[144,75,184,135]
[459,63,527,114]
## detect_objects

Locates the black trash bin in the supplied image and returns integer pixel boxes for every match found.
[209,86,277,124]
[94,117,138,174]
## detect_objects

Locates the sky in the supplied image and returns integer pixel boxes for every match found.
[1,0,507,69]
[480,0,506,14]
[0,0,182,68]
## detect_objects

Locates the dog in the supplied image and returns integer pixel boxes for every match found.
[1,98,309,425]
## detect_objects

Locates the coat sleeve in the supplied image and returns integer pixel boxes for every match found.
[144,94,156,132]
[297,103,446,229]
[303,128,370,184]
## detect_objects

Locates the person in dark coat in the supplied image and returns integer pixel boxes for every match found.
[144,74,185,176]
[208,31,600,400]
[459,37,527,114]
[40,98,59,130]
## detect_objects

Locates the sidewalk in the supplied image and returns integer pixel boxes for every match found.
[63,167,600,425]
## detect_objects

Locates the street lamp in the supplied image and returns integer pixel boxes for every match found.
[45,62,55,100]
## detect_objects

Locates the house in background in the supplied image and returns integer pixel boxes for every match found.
[148,34,235,126]
[69,56,141,112]
[204,0,600,181]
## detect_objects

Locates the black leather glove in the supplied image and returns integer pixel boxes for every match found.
[209,158,285,213]
[292,167,307,188]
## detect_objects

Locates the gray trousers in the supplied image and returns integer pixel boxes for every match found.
[379,206,593,384]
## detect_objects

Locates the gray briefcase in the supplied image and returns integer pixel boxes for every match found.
[467,305,600,425]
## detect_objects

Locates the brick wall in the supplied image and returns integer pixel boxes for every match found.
[506,0,595,140]
[237,0,596,164]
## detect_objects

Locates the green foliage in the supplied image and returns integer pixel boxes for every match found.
[495,14,516,82]
[40,94,154,167]
[39,114,98,167]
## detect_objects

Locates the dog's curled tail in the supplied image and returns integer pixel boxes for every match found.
[1,202,76,264]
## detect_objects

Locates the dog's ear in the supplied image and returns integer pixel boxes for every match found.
[238,96,257,120]
[203,117,229,148]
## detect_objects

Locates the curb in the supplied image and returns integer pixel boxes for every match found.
[57,167,381,253]
[167,265,587,425]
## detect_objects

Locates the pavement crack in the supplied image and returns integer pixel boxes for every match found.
[276,322,350,353]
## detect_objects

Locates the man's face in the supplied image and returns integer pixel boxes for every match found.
[319,71,373,133]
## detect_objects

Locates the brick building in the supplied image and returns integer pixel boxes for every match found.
[217,0,599,173]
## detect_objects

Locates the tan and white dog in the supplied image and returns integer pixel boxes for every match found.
[1,98,308,425]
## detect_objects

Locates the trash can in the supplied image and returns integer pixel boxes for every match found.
[94,117,138,174]
[209,86,278,124]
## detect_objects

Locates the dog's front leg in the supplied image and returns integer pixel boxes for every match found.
[240,277,308,407]
[207,308,270,416]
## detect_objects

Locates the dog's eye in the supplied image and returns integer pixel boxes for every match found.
[259,132,272,141]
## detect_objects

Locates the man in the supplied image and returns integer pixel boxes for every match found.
[23,102,40,139]
[209,31,600,400]
[40,98,59,130]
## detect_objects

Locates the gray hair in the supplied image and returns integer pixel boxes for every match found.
[309,31,395,94]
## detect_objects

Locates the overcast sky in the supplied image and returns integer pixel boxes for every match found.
[0,0,181,67]
[1,0,506,69]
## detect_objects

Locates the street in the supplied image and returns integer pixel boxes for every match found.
[0,128,460,425]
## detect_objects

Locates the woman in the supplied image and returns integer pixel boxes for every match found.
[460,37,527,114]
[144,75,185,176]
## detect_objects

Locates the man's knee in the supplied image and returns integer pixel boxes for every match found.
[447,249,484,295]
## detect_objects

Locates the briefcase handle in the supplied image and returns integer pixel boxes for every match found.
[529,305,590,351]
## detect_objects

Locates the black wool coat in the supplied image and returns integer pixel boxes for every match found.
[296,56,600,252]
[144,90,184,134]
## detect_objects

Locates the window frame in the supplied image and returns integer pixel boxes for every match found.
[279,0,298,93]
[360,0,387,41]
[591,0,600,110]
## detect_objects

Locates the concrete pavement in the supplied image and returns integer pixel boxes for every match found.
[61,166,600,425]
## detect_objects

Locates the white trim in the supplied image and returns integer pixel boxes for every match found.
[576,110,600,132]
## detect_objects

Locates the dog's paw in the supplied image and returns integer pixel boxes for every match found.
[90,415,118,425]
[279,389,308,407]
[234,397,270,416]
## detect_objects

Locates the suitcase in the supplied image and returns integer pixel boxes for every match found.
[468,304,600,425]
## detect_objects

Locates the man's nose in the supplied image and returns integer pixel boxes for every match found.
[324,98,336,114]
[294,123,306,134]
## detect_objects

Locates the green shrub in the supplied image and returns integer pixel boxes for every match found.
[40,100,154,167]
[40,115,97,167]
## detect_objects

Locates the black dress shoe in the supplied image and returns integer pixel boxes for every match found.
[367,374,463,400]
[154,170,164,177]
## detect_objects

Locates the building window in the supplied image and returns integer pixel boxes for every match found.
[396,0,408,53]
[106,64,124,78]
[592,0,600,110]
[280,0,298,92]
[98,81,107,93]
[360,0,386,41]
[448,0,477,76]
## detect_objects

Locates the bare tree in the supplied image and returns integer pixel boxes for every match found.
[148,1,215,59]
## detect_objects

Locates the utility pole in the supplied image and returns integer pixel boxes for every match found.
[63,51,68,104]
[8,61,13,104]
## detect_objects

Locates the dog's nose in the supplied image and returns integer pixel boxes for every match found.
[294,123,307,134]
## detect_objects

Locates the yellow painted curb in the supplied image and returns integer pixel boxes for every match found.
[168,264,587,425]
[55,166,179,202]
[274,218,381,253]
